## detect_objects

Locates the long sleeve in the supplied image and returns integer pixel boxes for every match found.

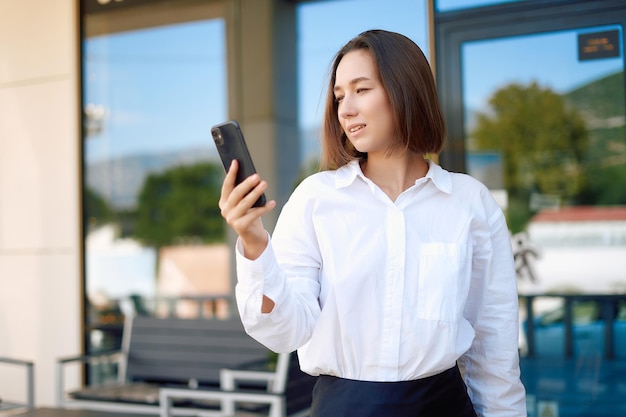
[234,181,323,353]
[458,191,527,416]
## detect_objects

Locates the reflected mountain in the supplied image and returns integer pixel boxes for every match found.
[87,147,217,210]
[86,127,323,211]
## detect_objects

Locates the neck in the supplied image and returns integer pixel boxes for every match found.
[361,151,428,201]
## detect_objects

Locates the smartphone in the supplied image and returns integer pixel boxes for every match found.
[211,120,267,207]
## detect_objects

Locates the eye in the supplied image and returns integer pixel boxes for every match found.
[334,95,344,103]
[356,88,369,94]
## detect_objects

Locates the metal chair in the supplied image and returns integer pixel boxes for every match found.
[0,356,35,411]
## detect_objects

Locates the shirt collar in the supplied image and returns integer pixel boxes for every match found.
[335,160,362,188]
[424,159,452,194]
[335,159,452,194]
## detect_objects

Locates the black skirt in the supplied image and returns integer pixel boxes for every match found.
[310,365,477,417]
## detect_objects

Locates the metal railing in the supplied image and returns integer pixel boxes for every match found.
[0,357,35,411]
[126,293,235,319]
[520,293,626,359]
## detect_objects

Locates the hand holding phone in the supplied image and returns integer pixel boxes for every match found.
[212,120,267,208]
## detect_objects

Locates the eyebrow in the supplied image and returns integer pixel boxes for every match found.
[333,76,371,93]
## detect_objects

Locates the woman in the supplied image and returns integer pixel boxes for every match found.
[219,29,526,417]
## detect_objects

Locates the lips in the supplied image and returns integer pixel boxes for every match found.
[347,124,365,133]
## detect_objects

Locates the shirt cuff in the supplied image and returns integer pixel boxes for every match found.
[235,235,285,304]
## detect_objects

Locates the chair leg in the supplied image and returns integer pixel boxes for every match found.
[159,390,173,417]
[26,362,35,409]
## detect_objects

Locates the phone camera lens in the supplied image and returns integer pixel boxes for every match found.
[212,129,224,145]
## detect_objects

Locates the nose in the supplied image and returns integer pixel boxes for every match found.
[338,94,357,120]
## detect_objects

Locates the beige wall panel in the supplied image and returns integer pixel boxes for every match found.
[0,0,80,408]
[0,79,79,250]
[0,0,74,85]
[0,251,81,406]
[239,0,273,120]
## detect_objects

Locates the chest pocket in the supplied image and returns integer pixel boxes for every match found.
[417,243,470,322]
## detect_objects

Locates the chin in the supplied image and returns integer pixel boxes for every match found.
[349,140,369,153]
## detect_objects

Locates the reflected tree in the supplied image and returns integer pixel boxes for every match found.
[85,186,113,231]
[471,81,589,231]
[134,162,225,247]
[566,71,626,206]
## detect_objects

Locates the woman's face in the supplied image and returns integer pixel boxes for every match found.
[333,49,396,156]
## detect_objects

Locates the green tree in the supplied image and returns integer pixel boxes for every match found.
[84,186,113,231]
[471,82,589,231]
[134,162,225,247]
[565,71,626,206]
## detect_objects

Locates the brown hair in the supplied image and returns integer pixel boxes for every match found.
[320,29,446,170]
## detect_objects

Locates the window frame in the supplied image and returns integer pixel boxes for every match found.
[434,0,626,172]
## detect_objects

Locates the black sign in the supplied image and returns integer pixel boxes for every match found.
[578,30,621,61]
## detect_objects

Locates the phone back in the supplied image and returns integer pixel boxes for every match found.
[211,120,266,207]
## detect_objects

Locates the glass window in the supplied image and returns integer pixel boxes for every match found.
[428,1,626,412]
[297,0,429,168]
[82,3,229,359]
[462,25,625,297]
[81,0,431,367]
[463,28,626,409]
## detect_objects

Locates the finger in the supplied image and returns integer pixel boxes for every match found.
[228,172,263,207]
[230,199,277,230]
[240,179,268,207]
[220,173,262,222]
[221,160,238,194]
[219,160,239,210]
[225,177,265,223]
[224,179,274,226]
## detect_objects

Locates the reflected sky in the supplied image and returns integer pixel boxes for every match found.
[463,25,624,110]
[83,19,227,164]
[436,0,521,12]
[82,1,623,165]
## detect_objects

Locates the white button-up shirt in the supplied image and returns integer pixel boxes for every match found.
[235,160,527,416]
